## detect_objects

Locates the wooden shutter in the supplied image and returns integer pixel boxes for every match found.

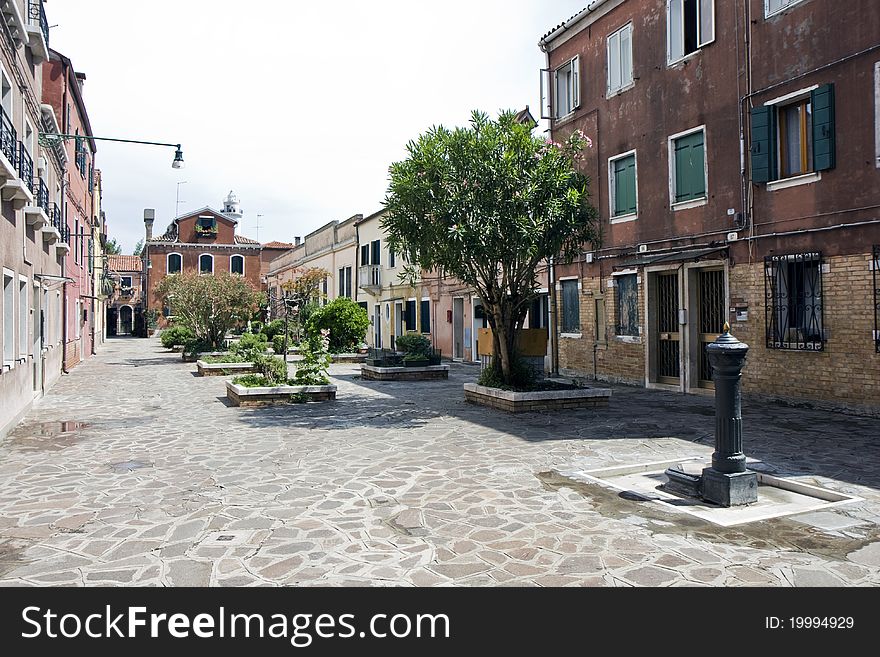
[360,244,369,266]
[811,83,835,172]
[371,240,381,267]
[405,300,416,332]
[540,69,552,120]
[674,131,705,202]
[614,155,637,215]
[420,300,430,334]
[571,56,580,109]
[562,281,580,332]
[338,269,345,297]
[750,106,776,183]
[607,31,620,94]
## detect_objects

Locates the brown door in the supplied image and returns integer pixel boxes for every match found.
[697,269,725,389]
[655,272,680,385]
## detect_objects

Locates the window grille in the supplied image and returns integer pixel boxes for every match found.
[764,252,824,350]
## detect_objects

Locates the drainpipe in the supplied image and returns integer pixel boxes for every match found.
[548,256,559,375]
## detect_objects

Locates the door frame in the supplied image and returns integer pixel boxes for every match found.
[470,295,484,363]
[452,296,464,361]
[645,265,685,392]
[685,259,729,395]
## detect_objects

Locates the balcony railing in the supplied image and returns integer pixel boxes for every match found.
[0,107,17,166]
[36,178,49,212]
[28,1,48,48]
[358,265,381,290]
[18,143,33,193]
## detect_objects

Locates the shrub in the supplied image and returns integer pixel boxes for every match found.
[263,319,286,341]
[249,320,264,335]
[294,329,332,386]
[477,354,537,391]
[231,374,267,388]
[272,333,296,355]
[252,353,288,386]
[183,337,213,360]
[395,333,431,356]
[201,353,247,364]
[160,325,194,349]
[306,298,370,353]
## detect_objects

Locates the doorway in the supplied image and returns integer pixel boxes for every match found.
[393,301,404,350]
[119,305,133,335]
[471,298,487,362]
[452,297,464,360]
[32,283,41,393]
[373,305,382,348]
[652,271,681,386]
[695,268,725,389]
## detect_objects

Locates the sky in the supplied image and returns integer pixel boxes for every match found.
[47,1,587,253]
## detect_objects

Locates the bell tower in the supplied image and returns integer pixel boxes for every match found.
[222,190,242,221]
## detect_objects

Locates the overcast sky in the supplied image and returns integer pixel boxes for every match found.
[47,1,586,252]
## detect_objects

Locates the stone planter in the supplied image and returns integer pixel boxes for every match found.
[183,350,227,362]
[196,360,258,377]
[331,353,367,363]
[226,381,337,407]
[463,382,611,413]
[404,358,430,368]
[361,364,449,381]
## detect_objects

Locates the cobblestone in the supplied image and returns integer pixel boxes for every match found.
[0,336,878,586]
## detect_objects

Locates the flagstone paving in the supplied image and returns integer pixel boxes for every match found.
[0,336,878,587]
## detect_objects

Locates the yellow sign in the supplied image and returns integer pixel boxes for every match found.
[477,328,548,357]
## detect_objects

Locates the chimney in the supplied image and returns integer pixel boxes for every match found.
[75,72,87,89]
[294,236,301,246]
[144,208,155,241]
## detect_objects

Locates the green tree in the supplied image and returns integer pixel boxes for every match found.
[156,272,259,348]
[280,267,330,340]
[306,297,370,353]
[104,238,122,255]
[383,110,599,385]
[133,239,144,256]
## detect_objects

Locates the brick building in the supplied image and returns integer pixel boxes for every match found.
[143,192,262,326]
[105,255,143,336]
[539,0,880,414]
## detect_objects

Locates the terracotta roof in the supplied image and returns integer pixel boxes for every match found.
[234,235,260,245]
[262,241,295,249]
[107,255,143,272]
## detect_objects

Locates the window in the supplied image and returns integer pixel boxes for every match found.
[405,299,416,332]
[389,248,395,268]
[607,24,633,95]
[670,127,707,206]
[338,266,352,298]
[765,0,805,18]
[74,220,79,263]
[764,252,824,351]
[360,244,370,266]
[594,297,607,345]
[371,240,381,268]
[615,274,639,337]
[199,254,213,274]
[74,300,81,340]
[120,276,132,292]
[420,299,431,334]
[561,280,580,333]
[609,151,637,219]
[167,253,182,274]
[555,57,580,119]
[18,277,27,358]
[230,255,244,275]
[4,270,14,365]
[88,240,93,274]
[751,85,835,184]
[0,65,11,117]
[667,0,714,64]
[196,216,217,234]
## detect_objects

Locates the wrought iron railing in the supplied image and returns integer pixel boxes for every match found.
[28,1,48,48]
[0,106,17,166]
[764,252,825,351]
[36,177,49,212]
[18,143,33,193]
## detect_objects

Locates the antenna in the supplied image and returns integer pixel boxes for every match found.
[255,214,263,242]
[175,181,188,217]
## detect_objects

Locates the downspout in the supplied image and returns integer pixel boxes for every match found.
[548,256,559,376]
[60,61,70,373]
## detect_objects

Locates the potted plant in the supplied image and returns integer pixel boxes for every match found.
[145,309,159,337]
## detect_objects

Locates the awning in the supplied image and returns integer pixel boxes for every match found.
[617,246,728,268]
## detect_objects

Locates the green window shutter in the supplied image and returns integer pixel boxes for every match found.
[674,131,705,202]
[562,281,580,332]
[811,83,835,172]
[750,106,776,183]
[420,299,430,333]
[405,300,416,332]
[371,240,381,267]
[613,155,637,216]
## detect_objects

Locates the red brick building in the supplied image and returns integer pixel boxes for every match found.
[144,195,262,326]
[540,0,880,414]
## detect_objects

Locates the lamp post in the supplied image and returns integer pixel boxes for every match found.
[39,133,184,169]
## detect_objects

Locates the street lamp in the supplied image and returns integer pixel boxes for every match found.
[39,133,184,169]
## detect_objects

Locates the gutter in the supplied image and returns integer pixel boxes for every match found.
[539,0,611,50]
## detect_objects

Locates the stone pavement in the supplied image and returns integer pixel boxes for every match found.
[0,336,878,587]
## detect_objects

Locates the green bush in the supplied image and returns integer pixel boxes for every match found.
[249,320,264,335]
[272,333,296,355]
[183,337,213,360]
[306,298,370,353]
[263,319,286,341]
[395,333,431,356]
[201,353,247,364]
[477,355,537,391]
[160,325,194,349]
[294,329,331,386]
[231,332,267,353]
[231,374,267,388]
[252,353,288,386]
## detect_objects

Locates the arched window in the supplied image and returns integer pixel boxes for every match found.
[167,253,182,274]
[199,254,213,274]
[230,254,244,275]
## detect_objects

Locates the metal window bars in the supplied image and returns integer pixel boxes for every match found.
[764,252,825,351]
[28,1,49,48]
[0,106,17,166]
[17,142,33,193]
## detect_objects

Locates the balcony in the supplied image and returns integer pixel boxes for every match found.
[2,141,34,208]
[0,0,27,49]
[0,106,17,181]
[25,1,48,63]
[41,205,60,245]
[23,178,49,229]
[358,265,381,291]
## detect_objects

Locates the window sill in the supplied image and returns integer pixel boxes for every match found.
[611,213,637,224]
[606,82,635,99]
[553,111,579,128]
[560,332,582,339]
[615,335,641,344]
[766,171,821,192]
[2,361,13,371]
[667,50,701,68]
[672,198,707,212]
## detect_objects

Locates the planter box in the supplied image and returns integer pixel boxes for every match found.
[331,353,367,363]
[196,360,258,377]
[463,382,611,413]
[403,358,430,368]
[226,381,337,407]
[361,364,449,381]
[183,350,226,362]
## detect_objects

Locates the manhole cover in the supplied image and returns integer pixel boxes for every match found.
[109,460,153,473]
[199,531,253,547]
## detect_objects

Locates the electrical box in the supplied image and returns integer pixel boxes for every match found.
[638,244,648,253]
[727,232,739,242]
[585,252,594,264]
[678,308,687,325]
